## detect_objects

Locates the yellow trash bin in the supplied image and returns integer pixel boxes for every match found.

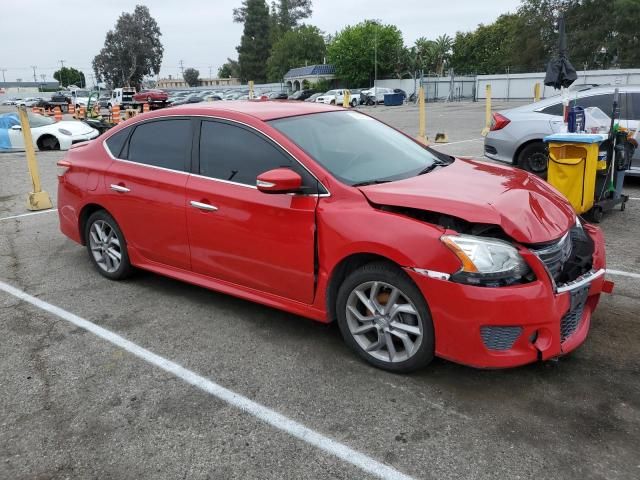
[544,134,607,215]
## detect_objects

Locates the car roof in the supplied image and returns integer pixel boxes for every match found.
[509,84,640,112]
[161,100,343,120]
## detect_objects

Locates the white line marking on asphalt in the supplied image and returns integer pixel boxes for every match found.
[0,209,58,222]
[0,279,415,480]
[607,269,640,280]
[629,197,640,201]
[435,138,484,146]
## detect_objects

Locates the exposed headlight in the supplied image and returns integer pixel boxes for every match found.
[441,234,532,287]
[58,128,72,136]
[575,216,582,229]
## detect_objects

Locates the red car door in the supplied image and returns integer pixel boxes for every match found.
[103,118,193,270]
[186,119,319,304]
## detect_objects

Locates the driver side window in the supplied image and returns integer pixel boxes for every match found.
[198,120,320,193]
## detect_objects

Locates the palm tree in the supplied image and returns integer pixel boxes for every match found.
[414,37,437,73]
[433,34,453,75]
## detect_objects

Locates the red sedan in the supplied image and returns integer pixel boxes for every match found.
[57,102,611,372]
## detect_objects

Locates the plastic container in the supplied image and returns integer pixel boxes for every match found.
[383,93,403,106]
[544,134,605,214]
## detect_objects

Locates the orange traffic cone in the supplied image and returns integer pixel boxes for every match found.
[112,105,121,125]
[68,103,75,115]
[78,107,86,120]
[53,106,63,122]
[142,103,150,113]
[31,106,38,113]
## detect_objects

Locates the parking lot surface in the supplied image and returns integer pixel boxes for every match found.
[1,102,639,480]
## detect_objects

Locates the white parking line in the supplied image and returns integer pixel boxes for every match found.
[434,138,484,146]
[0,209,58,222]
[607,269,640,280]
[0,279,415,480]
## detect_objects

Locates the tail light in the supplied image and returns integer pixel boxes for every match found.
[56,159,71,177]
[490,112,511,131]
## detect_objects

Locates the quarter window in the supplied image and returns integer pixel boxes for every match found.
[105,128,130,158]
[199,121,293,186]
[127,119,191,171]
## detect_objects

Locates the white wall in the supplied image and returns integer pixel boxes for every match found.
[375,76,476,100]
[476,69,640,100]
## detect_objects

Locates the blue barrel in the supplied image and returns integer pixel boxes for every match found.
[383,93,403,106]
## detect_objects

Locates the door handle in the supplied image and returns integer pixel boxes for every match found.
[190,200,218,212]
[110,184,130,193]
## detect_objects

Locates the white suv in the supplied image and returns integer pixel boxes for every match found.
[315,90,349,105]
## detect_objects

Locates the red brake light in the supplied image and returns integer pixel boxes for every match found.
[490,112,511,131]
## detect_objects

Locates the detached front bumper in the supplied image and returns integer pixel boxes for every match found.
[405,225,609,368]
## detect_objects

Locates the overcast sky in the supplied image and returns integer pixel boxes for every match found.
[1,0,521,83]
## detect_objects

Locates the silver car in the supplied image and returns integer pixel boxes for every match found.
[484,85,640,176]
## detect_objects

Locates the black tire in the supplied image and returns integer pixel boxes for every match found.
[590,206,604,223]
[330,99,336,105]
[517,141,548,177]
[336,261,435,373]
[351,98,358,108]
[84,210,133,280]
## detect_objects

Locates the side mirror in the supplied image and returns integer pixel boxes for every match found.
[256,168,302,194]
[10,125,21,131]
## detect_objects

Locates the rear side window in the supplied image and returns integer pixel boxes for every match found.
[127,119,191,171]
[576,93,614,115]
[105,128,130,158]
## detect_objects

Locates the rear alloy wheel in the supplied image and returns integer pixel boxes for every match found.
[351,98,358,107]
[336,262,434,372]
[85,211,132,280]
[517,142,548,177]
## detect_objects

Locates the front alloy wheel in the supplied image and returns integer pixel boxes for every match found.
[346,281,423,363]
[337,262,434,372]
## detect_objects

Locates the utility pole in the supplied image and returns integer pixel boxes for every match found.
[374,25,378,108]
[59,60,66,87]
[31,66,37,82]
[179,60,184,77]
[208,65,213,80]
[0,68,6,83]
[40,74,46,83]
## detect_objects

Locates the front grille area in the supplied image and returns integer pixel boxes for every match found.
[531,232,573,280]
[561,285,590,342]
[480,326,523,351]
[530,224,594,285]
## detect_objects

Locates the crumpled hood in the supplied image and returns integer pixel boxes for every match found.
[358,159,575,244]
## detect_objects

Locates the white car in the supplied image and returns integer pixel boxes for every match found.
[0,112,99,151]
[315,89,354,106]
[360,87,394,105]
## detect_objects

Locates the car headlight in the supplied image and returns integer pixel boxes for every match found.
[441,234,532,287]
[58,128,72,136]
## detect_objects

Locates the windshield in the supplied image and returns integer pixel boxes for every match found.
[28,112,55,127]
[270,111,446,185]
[74,90,90,97]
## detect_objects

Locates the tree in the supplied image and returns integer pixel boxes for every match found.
[234,0,311,27]
[450,14,522,74]
[183,68,200,86]
[53,67,86,87]
[218,58,240,78]
[266,25,325,82]
[327,20,404,87]
[432,34,453,75]
[236,0,272,82]
[92,5,163,88]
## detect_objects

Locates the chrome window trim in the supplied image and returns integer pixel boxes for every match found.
[100,113,331,197]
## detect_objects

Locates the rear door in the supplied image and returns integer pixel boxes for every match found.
[102,118,194,270]
[185,119,319,303]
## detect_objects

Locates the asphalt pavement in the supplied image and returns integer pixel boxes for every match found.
[1,102,639,480]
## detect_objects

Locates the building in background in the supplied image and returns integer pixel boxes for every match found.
[284,65,336,91]
[157,76,240,89]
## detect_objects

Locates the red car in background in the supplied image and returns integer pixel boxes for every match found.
[56,102,611,372]
[133,89,168,108]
